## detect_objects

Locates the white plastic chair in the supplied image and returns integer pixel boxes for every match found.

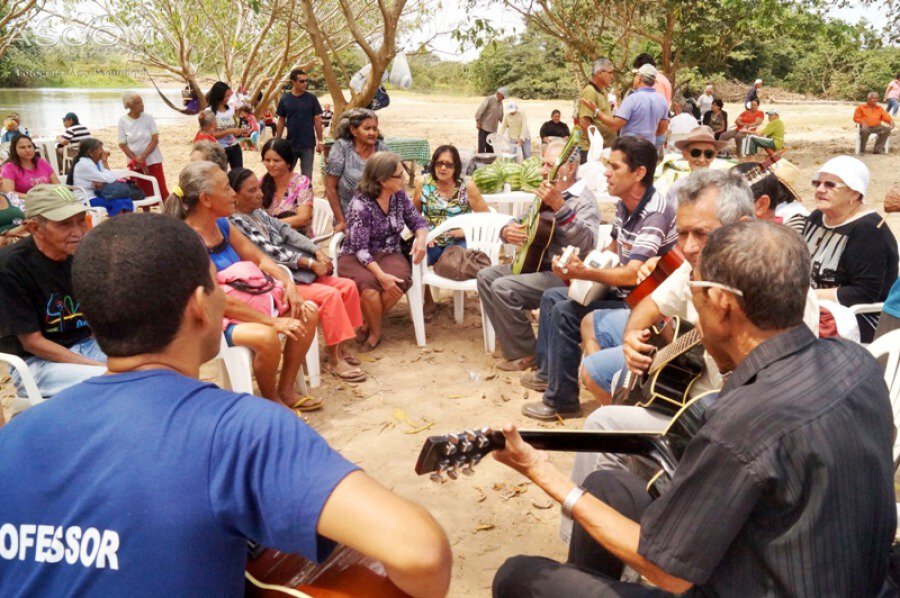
[855,124,892,155]
[409,212,511,350]
[595,224,613,250]
[311,197,334,243]
[0,353,44,411]
[819,300,861,343]
[486,133,518,161]
[330,232,426,346]
[867,329,900,466]
[33,138,61,177]
[108,169,164,211]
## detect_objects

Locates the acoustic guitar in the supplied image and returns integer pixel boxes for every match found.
[511,128,582,275]
[612,317,704,417]
[624,246,684,309]
[414,392,717,498]
[245,542,408,597]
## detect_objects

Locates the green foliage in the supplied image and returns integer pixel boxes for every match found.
[468,33,578,99]
[406,53,471,94]
[0,41,140,87]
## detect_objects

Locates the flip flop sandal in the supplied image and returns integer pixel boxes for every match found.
[357,338,381,353]
[326,365,367,382]
[343,354,361,366]
[291,396,324,412]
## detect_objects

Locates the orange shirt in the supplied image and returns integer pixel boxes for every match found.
[854,104,893,127]
[736,109,764,129]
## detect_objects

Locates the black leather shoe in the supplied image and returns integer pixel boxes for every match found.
[521,401,582,421]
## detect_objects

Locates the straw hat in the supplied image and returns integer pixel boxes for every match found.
[673,126,728,151]
[769,158,803,200]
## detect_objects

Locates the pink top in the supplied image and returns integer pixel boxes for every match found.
[1,159,56,194]
[267,173,312,217]
[654,72,673,106]
[887,80,900,101]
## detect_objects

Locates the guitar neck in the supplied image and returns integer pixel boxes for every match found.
[492,429,677,475]
[648,327,702,372]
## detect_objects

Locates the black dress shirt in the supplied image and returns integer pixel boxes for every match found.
[638,326,896,596]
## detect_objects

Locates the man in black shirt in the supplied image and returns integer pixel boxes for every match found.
[492,220,896,596]
[275,68,324,179]
[0,185,106,407]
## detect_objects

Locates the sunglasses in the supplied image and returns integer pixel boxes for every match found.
[689,149,716,159]
[434,160,455,170]
[811,179,847,191]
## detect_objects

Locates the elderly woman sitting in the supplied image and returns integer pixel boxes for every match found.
[118,91,168,198]
[803,156,898,342]
[228,167,366,382]
[164,161,321,411]
[338,152,428,352]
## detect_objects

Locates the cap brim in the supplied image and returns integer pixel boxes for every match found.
[674,138,728,151]
[39,202,89,222]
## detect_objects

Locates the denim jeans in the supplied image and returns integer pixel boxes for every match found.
[887,98,899,117]
[535,286,626,411]
[11,337,107,399]
[295,147,316,180]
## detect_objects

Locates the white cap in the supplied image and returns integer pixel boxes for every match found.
[632,64,658,79]
[755,78,763,85]
[507,101,518,113]
[816,155,870,200]
[497,87,509,98]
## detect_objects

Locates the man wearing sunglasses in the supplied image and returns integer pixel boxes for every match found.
[275,69,324,180]
[662,125,727,206]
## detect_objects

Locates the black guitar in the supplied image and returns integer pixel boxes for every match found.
[613,317,705,417]
[415,392,717,498]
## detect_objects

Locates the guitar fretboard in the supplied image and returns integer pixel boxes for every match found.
[649,328,702,372]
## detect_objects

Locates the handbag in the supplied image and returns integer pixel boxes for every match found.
[216,261,287,328]
[99,180,146,201]
[433,244,491,281]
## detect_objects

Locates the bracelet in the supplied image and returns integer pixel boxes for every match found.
[561,485,587,519]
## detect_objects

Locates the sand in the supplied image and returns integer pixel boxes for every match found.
[4,90,900,596]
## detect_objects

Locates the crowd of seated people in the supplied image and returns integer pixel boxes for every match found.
[1,82,900,598]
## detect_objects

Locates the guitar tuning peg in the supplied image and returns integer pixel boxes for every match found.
[459,438,473,453]
[429,472,443,483]
[446,467,459,481]
[474,435,489,449]
[461,464,475,476]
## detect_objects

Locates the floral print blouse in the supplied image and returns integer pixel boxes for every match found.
[341,189,427,266]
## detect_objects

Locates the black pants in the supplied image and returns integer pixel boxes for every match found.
[493,470,671,597]
[224,143,243,170]
[478,128,495,154]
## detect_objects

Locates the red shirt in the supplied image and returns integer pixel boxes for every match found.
[193,131,216,143]
[736,109,764,129]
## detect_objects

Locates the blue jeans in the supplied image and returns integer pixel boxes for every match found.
[11,337,107,398]
[427,238,466,266]
[580,308,631,392]
[887,98,899,117]
[535,286,626,411]
[90,196,134,216]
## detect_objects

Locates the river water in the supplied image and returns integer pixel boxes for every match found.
[0,87,191,139]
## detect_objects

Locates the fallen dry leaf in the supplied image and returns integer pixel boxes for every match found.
[484,370,497,381]
[474,487,487,502]
[531,499,553,510]
[499,393,512,402]
[474,524,494,532]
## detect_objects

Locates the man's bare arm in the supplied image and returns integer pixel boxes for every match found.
[317,471,452,597]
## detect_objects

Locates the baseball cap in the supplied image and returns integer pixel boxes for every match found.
[765,109,779,115]
[507,102,518,113]
[816,156,870,200]
[497,87,509,98]
[63,112,78,121]
[632,64,658,79]
[25,185,89,221]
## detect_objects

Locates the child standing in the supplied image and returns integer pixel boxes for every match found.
[193,110,217,143]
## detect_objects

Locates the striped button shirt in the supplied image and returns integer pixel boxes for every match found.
[638,327,896,595]
[61,124,90,144]
[610,184,677,265]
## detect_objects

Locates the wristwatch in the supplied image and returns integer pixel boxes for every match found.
[561,485,587,519]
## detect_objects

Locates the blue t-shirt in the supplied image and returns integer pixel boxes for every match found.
[0,370,358,596]
[883,279,900,318]
[276,91,323,151]
[211,217,241,271]
[615,87,670,143]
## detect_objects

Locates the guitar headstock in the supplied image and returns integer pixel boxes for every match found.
[414,428,504,481]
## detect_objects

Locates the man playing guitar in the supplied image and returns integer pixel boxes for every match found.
[493,221,896,596]
[0,215,451,597]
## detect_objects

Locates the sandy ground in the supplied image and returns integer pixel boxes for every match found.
[3,91,899,596]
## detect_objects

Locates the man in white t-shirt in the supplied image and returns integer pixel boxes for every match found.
[666,99,702,148]
[697,85,715,121]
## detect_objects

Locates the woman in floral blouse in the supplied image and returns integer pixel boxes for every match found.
[260,138,313,236]
[338,152,428,351]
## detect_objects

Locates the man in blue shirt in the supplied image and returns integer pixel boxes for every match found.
[0,213,451,596]
[275,68,324,179]
[580,64,669,145]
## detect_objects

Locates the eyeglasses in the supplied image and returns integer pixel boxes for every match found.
[811,179,847,191]
[688,269,744,296]
[689,149,716,159]
[434,160,454,170]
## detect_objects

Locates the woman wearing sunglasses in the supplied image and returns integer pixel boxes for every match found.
[412,145,489,316]
[802,155,897,342]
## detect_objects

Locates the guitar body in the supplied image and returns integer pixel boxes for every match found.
[511,129,581,275]
[245,544,408,597]
[625,247,685,308]
[511,206,556,274]
[613,318,705,416]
